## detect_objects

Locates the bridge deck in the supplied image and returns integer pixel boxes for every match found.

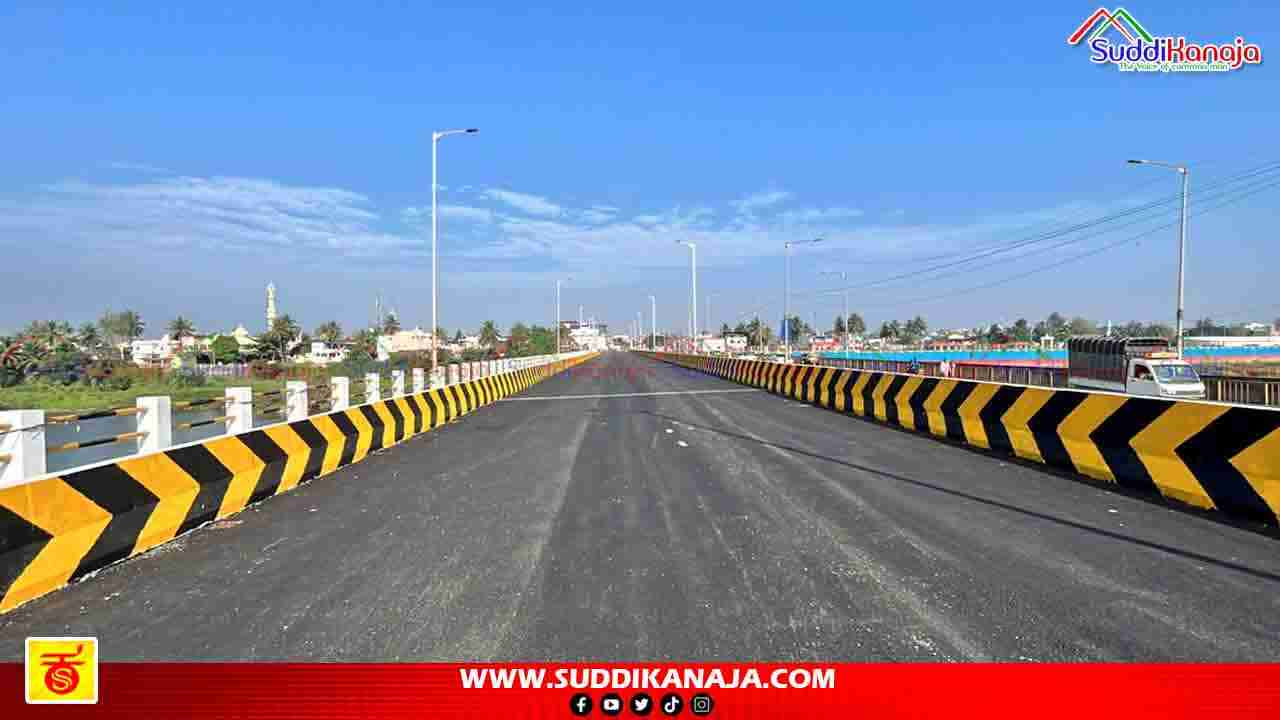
[3,352,1278,660]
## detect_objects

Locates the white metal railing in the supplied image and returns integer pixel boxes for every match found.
[0,351,593,489]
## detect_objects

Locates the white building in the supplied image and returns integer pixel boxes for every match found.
[569,324,608,352]
[381,327,437,353]
[307,341,349,365]
[130,334,201,366]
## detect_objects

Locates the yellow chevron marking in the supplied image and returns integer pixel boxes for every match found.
[818,368,837,408]
[1229,425,1280,522]
[203,435,266,519]
[459,381,476,414]
[0,478,112,612]
[895,376,924,431]
[1000,387,1054,463]
[871,374,893,422]
[310,414,348,475]
[441,386,459,422]
[1131,403,1226,509]
[1057,394,1127,482]
[922,380,957,437]
[850,372,872,417]
[411,393,432,433]
[345,408,374,463]
[264,424,310,495]
[117,452,200,555]
[428,389,448,427]
[393,397,414,440]
[372,401,397,448]
[958,383,999,449]
[831,370,852,412]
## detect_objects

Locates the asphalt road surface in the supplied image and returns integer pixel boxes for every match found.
[3,351,1279,660]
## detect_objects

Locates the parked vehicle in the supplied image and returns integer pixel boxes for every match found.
[1067,336,1205,399]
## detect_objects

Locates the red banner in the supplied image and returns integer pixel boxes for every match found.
[5,663,1280,718]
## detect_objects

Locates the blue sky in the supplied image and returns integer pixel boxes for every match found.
[1,1,1278,338]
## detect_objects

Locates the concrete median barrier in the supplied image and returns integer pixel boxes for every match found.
[0,352,599,613]
[639,352,1280,527]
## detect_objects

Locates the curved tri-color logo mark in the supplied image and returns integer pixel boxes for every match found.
[1067,7,1262,72]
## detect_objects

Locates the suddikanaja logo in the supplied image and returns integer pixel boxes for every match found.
[1067,7,1263,72]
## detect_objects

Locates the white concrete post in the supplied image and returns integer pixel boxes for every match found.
[0,410,46,489]
[331,376,350,411]
[391,370,405,397]
[412,368,426,394]
[225,387,254,434]
[136,396,172,454]
[431,367,445,389]
[448,364,460,385]
[286,381,308,422]
[460,363,471,383]
[365,373,380,402]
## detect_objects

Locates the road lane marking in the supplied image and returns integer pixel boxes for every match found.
[500,389,762,401]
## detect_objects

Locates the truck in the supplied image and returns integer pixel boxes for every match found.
[1067,336,1205,399]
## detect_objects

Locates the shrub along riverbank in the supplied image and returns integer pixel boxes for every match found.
[0,378,288,413]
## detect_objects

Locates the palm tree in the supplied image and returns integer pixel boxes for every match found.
[479,320,499,348]
[119,310,145,340]
[315,321,343,344]
[76,322,101,352]
[255,315,302,362]
[381,313,401,335]
[168,315,196,340]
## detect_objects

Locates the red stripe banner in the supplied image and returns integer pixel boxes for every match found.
[5,663,1280,718]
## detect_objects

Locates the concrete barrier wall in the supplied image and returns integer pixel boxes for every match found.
[640,352,1280,527]
[0,352,599,613]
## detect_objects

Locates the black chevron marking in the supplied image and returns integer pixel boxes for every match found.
[1176,407,1280,525]
[61,463,158,578]
[1026,391,1088,472]
[1090,398,1170,494]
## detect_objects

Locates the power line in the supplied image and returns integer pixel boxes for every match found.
[853,172,1280,311]
[793,159,1280,298]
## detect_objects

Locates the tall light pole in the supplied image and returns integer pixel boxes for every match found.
[676,240,698,352]
[1128,159,1189,357]
[555,276,571,359]
[649,295,657,350]
[819,270,849,357]
[705,292,720,338]
[784,238,823,361]
[430,127,478,375]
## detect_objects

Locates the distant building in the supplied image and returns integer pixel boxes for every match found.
[381,327,437,353]
[307,341,349,365]
[725,334,748,352]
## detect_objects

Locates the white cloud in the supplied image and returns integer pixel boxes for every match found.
[403,204,494,224]
[483,188,562,217]
[778,207,865,225]
[732,189,792,214]
[107,161,172,174]
[0,175,410,258]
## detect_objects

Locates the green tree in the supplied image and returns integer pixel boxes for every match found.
[454,330,464,342]
[119,310,145,340]
[508,322,530,351]
[1068,316,1097,336]
[846,313,866,336]
[168,315,195,340]
[350,328,378,360]
[479,320,500,348]
[381,313,401,335]
[210,335,241,364]
[904,315,928,340]
[255,315,302,362]
[879,320,900,339]
[76,322,101,352]
[833,315,846,335]
[315,321,343,344]
[1011,318,1031,342]
[720,322,732,337]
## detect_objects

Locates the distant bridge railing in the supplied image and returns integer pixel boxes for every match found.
[0,353,585,488]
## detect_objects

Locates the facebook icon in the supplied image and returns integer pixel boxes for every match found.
[570,693,593,716]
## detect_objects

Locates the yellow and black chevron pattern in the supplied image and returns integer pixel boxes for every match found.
[0,353,598,613]
[641,352,1280,527]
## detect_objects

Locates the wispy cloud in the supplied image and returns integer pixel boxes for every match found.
[0,175,409,258]
[106,161,172,175]
[732,189,792,215]
[483,188,562,217]
[778,206,864,225]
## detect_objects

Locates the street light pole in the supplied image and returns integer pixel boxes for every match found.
[1128,159,1189,357]
[430,127,478,376]
[649,295,656,350]
[677,241,698,352]
[784,238,823,361]
[555,276,571,360]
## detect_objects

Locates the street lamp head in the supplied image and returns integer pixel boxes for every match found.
[465,128,479,133]
[1127,159,1146,164]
